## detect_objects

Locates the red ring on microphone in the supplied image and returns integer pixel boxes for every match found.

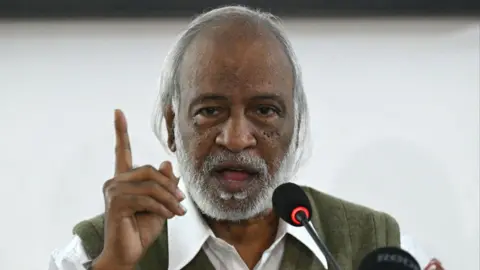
[291,206,310,225]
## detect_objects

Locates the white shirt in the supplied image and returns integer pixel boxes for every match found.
[48,182,431,270]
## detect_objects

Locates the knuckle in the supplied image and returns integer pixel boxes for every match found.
[162,194,176,207]
[104,193,117,211]
[149,184,165,199]
[155,171,176,191]
[161,182,175,196]
[102,182,125,209]
[102,178,115,194]
[149,187,172,209]
[167,181,178,193]
[162,207,174,218]
[135,164,157,178]
[141,164,156,173]
[129,194,140,205]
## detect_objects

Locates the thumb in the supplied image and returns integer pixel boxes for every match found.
[158,161,179,184]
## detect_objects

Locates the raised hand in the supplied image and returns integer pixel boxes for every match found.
[94,109,185,270]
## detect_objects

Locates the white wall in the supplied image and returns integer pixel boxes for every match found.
[0,19,478,270]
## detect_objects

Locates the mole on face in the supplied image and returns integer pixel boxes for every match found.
[262,130,281,142]
[177,20,296,173]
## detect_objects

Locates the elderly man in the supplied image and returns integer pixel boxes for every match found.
[49,5,432,270]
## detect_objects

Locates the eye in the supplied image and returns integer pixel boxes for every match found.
[256,106,279,117]
[196,107,221,117]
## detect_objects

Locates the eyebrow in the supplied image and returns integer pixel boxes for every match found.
[191,93,284,104]
[252,94,287,112]
[188,93,228,114]
[188,92,287,112]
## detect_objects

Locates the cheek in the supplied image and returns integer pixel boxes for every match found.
[261,130,281,144]
[183,126,218,167]
[259,129,292,173]
[260,119,294,152]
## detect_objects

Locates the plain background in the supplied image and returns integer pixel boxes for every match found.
[0,18,479,270]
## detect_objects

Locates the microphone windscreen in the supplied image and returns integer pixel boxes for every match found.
[272,182,312,227]
[358,247,421,270]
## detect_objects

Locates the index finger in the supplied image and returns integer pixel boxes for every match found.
[114,109,133,175]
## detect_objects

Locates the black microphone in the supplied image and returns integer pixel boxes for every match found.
[272,182,342,270]
[358,247,421,270]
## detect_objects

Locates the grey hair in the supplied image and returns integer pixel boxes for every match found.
[151,5,311,174]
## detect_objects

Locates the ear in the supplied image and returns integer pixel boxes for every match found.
[164,105,176,152]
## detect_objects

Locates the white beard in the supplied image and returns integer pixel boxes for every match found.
[174,122,297,221]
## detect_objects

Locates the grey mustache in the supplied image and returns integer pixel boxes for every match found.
[201,152,269,176]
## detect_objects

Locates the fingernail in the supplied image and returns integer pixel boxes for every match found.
[176,188,185,200]
[179,203,187,214]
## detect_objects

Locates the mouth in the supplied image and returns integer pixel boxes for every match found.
[213,163,259,181]
[210,163,260,193]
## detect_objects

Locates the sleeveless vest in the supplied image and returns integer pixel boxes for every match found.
[73,186,400,270]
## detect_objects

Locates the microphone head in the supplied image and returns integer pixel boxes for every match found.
[272,182,312,227]
[358,247,421,270]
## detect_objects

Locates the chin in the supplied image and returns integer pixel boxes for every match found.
[208,194,272,221]
[187,177,274,221]
[193,195,261,221]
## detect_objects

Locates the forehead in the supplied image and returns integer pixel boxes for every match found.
[179,21,294,99]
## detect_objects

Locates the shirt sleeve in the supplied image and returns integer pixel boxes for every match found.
[48,235,91,270]
[400,233,431,269]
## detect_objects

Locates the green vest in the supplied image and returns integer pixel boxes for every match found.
[73,186,400,270]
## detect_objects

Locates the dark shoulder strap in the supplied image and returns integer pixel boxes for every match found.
[300,186,401,270]
[181,249,215,270]
[372,211,401,247]
[73,214,170,270]
[279,234,326,270]
[138,221,169,270]
[73,214,105,260]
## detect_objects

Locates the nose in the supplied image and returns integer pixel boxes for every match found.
[215,114,257,152]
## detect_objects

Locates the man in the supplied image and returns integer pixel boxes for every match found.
[49,5,431,270]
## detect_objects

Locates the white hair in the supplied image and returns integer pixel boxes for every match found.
[151,5,311,175]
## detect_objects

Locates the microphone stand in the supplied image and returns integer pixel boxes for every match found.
[296,212,342,270]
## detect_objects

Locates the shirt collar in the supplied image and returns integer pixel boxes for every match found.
[167,180,328,270]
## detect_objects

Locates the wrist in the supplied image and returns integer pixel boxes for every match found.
[91,255,135,270]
